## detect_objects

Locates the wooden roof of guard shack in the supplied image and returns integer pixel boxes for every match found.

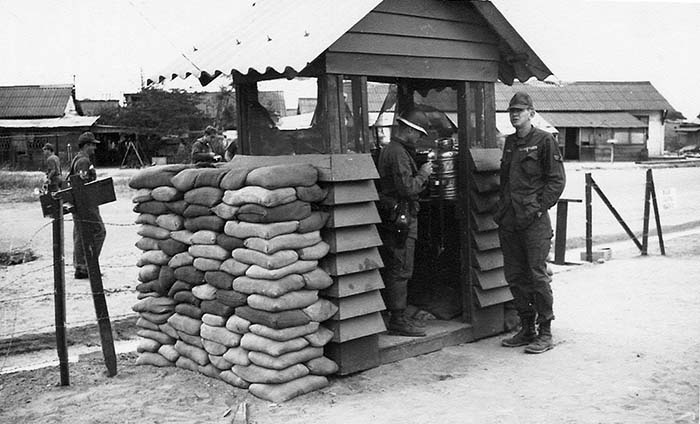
[150,0,553,374]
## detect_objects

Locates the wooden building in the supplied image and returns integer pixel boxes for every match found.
[0,84,98,170]
[496,81,679,161]
[151,0,553,374]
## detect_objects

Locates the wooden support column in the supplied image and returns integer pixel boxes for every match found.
[472,82,485,148]
[483,82,496,148]
[321,74,347,154]
[456,82,475,323]
[350,76,371,153]
[235,82,258,155]
[396,79,415,117]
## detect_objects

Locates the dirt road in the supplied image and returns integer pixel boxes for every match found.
[1,227,698,423]
[0,163,698,423]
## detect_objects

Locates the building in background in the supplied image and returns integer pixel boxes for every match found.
[496,81,680,161]
[0,84,98,170]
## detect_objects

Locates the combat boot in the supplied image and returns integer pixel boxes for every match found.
[525,320,553,354]
[388,310,426,337]
[501,316,537,347]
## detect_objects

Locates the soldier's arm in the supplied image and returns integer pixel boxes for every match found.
[191,141,215,162]
[393,152,429,198]
[46,158,59,179]
[540,135,566,211]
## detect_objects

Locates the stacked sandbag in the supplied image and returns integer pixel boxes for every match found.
[129,164,190,368]
[129,163,340,402]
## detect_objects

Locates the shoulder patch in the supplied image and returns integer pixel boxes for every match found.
[553,154,562,162]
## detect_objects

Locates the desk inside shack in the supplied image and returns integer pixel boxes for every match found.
[152,0,553,375]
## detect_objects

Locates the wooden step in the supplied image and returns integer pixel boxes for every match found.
[378,320,473,365]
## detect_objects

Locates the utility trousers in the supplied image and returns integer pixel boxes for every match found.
[73,207,106,274]
[498,213,554,324]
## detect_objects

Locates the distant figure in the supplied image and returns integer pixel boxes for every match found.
[68,132,106,280]
[191,125,223,164]
[495,92,566,354]
[42,143,62,193]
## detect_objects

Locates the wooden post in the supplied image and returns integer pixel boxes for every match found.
[235,83,257,155]
[648,169,666,255]
[321,74,345,154]
[456,82,474,322]
[52,196,69,385]
[396,79,414,116]
[553,198,582,265]
[350,76,371,153]
[641,169,652,255]
[472,83,485,148]
[585,173,593,262]
[482,82,496,148]
[63,176,118,376]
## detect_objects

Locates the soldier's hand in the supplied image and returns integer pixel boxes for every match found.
[420,162,433,176]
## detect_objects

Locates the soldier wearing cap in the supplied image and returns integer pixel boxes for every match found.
[376,109,433,337]
[68,131,106,279]
[191,125,224,164]
[495,92,566,353]
[41,143,62,193]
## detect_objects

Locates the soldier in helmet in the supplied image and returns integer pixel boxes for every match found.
[495,92,566,354]
[376,109,433,337]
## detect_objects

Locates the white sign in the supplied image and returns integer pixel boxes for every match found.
[659,187,677,210]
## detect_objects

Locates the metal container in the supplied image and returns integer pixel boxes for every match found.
[428,148,458,200]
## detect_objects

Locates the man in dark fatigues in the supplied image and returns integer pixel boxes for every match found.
[191,125,224,164]
[42,143,62,193]
[377,109,433,337]
[495,92,566,353]
[68,132,106,280]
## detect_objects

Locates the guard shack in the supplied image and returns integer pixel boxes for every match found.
[151,0,552,375]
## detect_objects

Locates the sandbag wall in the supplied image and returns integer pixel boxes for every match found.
[128,163,341,402]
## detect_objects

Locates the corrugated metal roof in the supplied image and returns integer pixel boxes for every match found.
[0,84,74,118]
[0,115,98,129]
[149,0,552,86]
[538,112,647,128]
[149,0,383,85]
[496,82,677,112]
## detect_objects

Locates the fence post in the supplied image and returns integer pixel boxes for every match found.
[52,196,69,386]
[641,169,652,255]
[553,198,582,265]
[585,173,593,262]
[648,169,666,255]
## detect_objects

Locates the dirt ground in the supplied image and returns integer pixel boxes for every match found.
[1,164,699,423]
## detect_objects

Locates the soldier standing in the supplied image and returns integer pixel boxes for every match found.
[68,132,106,280]
[377,109,433,337]
[495,92,566,354]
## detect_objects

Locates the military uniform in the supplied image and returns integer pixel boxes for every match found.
[191,137,217,163]
[45,153,62,193]
[68,150,106,278]
[496,126,565,329]
[377,136,430,312]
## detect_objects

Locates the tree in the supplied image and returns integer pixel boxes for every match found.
[98,87,209,136]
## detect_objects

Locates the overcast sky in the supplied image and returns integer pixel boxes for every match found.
[1,0,698,118]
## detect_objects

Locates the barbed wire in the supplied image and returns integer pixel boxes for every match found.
[0,312,138,341]
[0,300,20,371]
[0,263,54,292]
[0,287,138,304]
